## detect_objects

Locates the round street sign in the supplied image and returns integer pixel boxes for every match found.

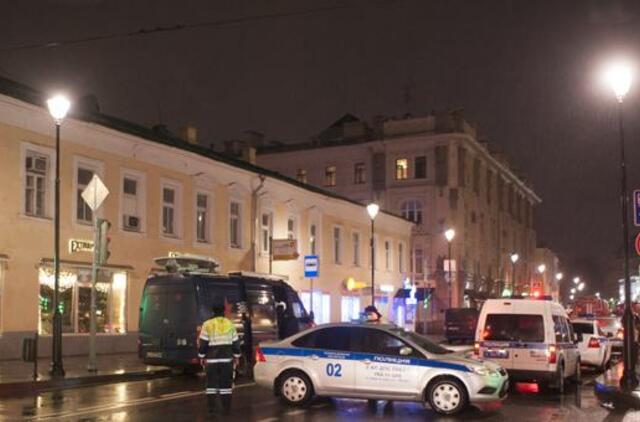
[636,233,640,257]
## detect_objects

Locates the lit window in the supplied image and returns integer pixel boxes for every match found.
[76,167,95,224]
[122,176,142,232]
[398,243,405,273]
[196,193,209,242]
[287,217,297,240]
[162,187,176,235]
[395,158,408,180]
[352,232,360,266]
[261,213,272,253]
[325,166,337,187]
[230,201,242,248]
[341,296,361,322]
[301,291,331,324]
[333,227,342,264]
[385,240,391,270]
[354,163,366,184]
[400,200,422,224]
[309,223,318,255]
[25,151,48,218]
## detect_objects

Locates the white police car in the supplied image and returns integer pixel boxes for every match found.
[253,323,508,415]
[571,319,612,370]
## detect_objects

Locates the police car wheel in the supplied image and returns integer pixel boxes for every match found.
[427,378,468,415]
[279,371,313,406]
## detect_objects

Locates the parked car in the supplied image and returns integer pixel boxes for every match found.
[445,308,479,344]
[254,322,509,415]
[138,256,313,372]
[474,298,581,393]
[571,319,612,370]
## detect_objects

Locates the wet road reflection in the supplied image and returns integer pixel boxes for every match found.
[0,369,639,421]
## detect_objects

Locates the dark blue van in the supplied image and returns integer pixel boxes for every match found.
[138,270,312,372]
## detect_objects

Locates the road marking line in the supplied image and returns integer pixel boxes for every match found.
[284,409,307,416]
[30,383,256,420]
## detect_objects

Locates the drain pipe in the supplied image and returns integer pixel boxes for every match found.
[251,175,267,271]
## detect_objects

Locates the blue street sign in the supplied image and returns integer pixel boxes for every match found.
[635,190,640,227]
[304,255,319,278]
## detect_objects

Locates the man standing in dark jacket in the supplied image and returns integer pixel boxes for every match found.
[198,302,241,414]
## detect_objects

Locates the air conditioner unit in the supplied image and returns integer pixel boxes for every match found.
[123,215,140,230]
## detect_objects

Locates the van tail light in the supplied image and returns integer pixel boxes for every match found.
[474,342,480,356]
[255,345,266,363]
[588,337,600,348]
[547,345,557,364]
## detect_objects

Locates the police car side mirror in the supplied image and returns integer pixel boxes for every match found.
[399,346,413,356]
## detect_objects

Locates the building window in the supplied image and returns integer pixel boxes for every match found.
[414,248,424,275]
[324,166,337,186]
[400,200,422,224]
[414,156,427,179]
[122,175,142,232]
[398,243,405,273]
[287,217,297,240]
[229,201,242,248]
[296,169,307,183]
[309,223,318,255]
[162,186,176,236]
[352,232,360,266]
[354,163,366,184]
[25,151,49,218]
[196,193,210,243]
[458,147,466,188]
[300,291,331,324]
[333,227,342,264]
[76,167,95,224]
[261,212,272,253]
[341,296,361,322]
[473,158,481,193]
[38,266,127,335]
[385,240,391,270]
[435,145,448,186]
[395,158,408,180]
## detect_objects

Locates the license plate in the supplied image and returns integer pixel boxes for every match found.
[484,350,509,359]
[146,351,162,358]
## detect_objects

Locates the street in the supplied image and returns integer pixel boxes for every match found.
[0,370,638,422]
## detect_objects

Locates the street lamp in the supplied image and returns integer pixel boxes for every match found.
[47,94,71,378]
[573,276,580,285]
[556,272,564,281]
[444,229,455,308]
[596,292,601,299]
[578,282,585,292]
[509,253,519,295]
[605,59,637,389]
[569,294,575,301]
[366,203,379,307]
[570,288,576,294]
[537,264,546,274]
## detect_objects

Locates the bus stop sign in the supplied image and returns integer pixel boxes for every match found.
[304,255,319,278]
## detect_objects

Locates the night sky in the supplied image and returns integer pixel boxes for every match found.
[2,0,640,297]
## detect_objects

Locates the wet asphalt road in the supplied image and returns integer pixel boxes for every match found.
[1,369,640,422]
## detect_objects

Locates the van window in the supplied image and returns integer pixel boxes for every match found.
[553,315,570,343]
[204,282,242,322]
[484,314,544,343]
[167,287,197,326]
[286,290,308,319]
[246,284,276,330]
[139,290,165,333]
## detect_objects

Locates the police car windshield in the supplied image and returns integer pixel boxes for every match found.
[389,328,452,355]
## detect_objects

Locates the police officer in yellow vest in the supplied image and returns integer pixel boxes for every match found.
[198,301,241,415]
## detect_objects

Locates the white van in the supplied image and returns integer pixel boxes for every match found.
[474,298,580,392]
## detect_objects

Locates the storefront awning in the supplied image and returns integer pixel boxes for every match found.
[394,287,435,301]
[39,258,134,271]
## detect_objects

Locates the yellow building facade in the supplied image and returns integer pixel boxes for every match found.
[0,83,413,359]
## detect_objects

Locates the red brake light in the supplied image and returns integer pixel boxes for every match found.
[547,345,557,364]
[588,337,600,348]
[255,346,266,363]
[474,342,480,356]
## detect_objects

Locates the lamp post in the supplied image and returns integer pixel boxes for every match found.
[605,60,637,389]
[573,276,580,285]
[444,229,455,308]
[367,203,379,307]
[509,253,519,296]
[47,94,71,378]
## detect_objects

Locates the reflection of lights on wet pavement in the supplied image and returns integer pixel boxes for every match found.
[515,382,539,394]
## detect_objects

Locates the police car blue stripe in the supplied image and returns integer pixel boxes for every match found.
[480,341,577,350]
[261,347,471,373]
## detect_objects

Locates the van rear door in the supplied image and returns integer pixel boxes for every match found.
[481,313,516,369]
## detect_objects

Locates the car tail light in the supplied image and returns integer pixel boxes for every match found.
[255,346,266,363]
[547,345,557,364]
[588,337,600,348]
[474,342,480,356]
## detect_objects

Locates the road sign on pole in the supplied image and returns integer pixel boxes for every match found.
[304,255,319,278]
[635,233,640,257]
[81,174,109,374]
[634,190,640,227]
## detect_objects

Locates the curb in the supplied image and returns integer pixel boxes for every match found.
[0,368,173,398]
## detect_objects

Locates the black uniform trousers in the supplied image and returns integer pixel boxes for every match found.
[205,360,234,413]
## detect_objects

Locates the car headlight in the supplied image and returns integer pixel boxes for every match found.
[470,366,491,376]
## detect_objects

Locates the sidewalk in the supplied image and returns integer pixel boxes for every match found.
[594,360,640,411]
[0,353,172,398]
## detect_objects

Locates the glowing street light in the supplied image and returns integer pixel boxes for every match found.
[570,288,576,294]
[578,282,585,292]
[596,292,601,299]
[570,294,575,301]
[537,264,546,274]
[444,228,455,308]
[573,276,580,285]
[604,58,636,389]
[556,272,564,281]
[366,203,379,306]
[509,253,519,295]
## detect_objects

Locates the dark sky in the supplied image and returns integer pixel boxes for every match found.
[2,0,640,297]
